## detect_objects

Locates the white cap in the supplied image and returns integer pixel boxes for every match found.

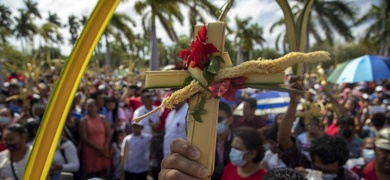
[98,84,106,90]
[131,120,144,126]
[376,86,383,92]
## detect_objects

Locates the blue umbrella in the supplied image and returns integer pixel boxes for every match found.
[328,55,390,84]
[233,91,303,116]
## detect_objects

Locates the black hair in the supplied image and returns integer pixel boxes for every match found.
[372,112,386,128]
[309,135,349,166]
[6,123,28,136]
[23,121,39,142]
[112,129,125,148]
[219,102,232,117]
[337,116,355,126]
[244,98,257,109]
[233,127,264,163]
[265,125,279,142]
[105,96,119,122]
[263,167,307,180]
[90,91,104,100]
[141,89,150,95]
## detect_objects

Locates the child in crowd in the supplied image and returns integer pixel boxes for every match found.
[112,129,126,180]
[122,120,152,180]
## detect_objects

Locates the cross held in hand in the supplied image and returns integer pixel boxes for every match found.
[136,22,330,179]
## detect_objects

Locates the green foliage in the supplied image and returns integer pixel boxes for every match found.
[0,45,29,72]
[310,41,366,69]
[191,96,207,122]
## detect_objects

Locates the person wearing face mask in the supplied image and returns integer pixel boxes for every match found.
[345,137,375,178]
[212,102,234,180]
[276,76,359,180]
[221,127,266,179]
[0,123,31,180]
[337,117,362,158]
[261,125,286,171]
[363,128,390,180]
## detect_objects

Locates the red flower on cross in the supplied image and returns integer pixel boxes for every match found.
[179,25,219,70]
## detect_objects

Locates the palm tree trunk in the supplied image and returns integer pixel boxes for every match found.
[236,45,244,65]
[150,17,159,70]
[379,26,388,56]
[105,33,111,66]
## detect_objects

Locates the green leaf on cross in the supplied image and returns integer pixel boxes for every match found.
[207,58,221,74]
[203,70,214,86]
[182,76,194,87]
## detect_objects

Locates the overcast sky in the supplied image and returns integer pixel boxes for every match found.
[3,0,380,56]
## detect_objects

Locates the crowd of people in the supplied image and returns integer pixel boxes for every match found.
[0,68,390,180]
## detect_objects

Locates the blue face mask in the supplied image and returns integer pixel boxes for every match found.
[217,121,226,134]
[322,173,338,180]
[362,149,375,162]
[229,148,247,167]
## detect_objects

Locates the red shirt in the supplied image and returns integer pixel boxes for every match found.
[363,160,378,180]
[233,116,266,129]
[221,163,266,180]
[326,123,339,136]
[128,96,141,112]
[0,143,6,152]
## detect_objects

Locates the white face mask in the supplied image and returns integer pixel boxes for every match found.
[0,116,10,125]
[217,120,226,134]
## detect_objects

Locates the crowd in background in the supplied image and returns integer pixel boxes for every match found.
[0,67,390,180]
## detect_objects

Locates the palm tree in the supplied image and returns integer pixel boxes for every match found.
[23,0,41,19]
[13,10,37,50]
[38,22,60,47]
[355,0,390,56]
[0,4,13,44]
[273,0,357,54]
[47,11,61,27]
[103,13,136,66]
[270,4,301,54]
[183,0,219,37]
[298,0,357,45]
[234,17,265,64]
[134,0,184,70]
[67,15,80,45]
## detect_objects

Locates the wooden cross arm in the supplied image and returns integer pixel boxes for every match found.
[144,71,285,89]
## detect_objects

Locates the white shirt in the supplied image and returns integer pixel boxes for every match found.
[51,139,80,173]
[163,103,189,157]
[261,150,286,170]
[133,105,160,135]
[0,146,32,179]
[297,132,311,161]
[345,157,366,170]
[121,133,152,173]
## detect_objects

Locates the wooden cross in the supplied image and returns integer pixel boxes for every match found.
[142,22,285,179]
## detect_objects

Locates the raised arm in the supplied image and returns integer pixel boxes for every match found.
[278,76,303,150]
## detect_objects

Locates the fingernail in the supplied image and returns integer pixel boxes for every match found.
[199,167,208,178]
[191,149,200,159]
